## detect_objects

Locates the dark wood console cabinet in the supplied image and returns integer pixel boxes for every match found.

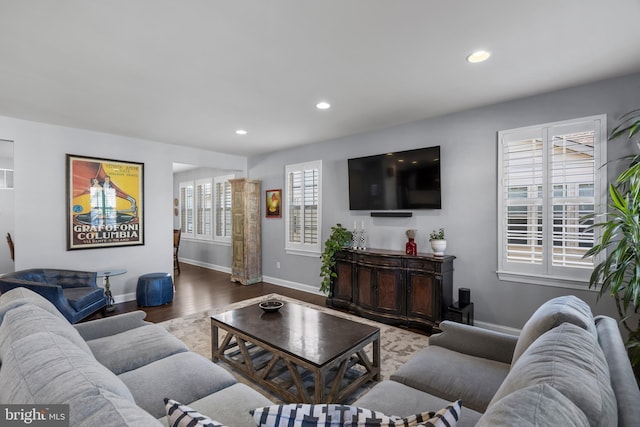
[327,248,455,331]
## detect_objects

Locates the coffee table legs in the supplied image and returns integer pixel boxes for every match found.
[212,323,219,362]
[211,320,380,403]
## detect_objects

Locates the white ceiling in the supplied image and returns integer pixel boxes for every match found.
[1,1,639,157]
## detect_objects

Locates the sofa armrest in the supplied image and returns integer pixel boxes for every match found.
[595,316,640,427]
[430,321,518,364]
[74,311,150,340]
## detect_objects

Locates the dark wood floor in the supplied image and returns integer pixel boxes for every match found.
[86,263,326,323]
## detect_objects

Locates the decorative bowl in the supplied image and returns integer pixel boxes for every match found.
[259,300,284,313]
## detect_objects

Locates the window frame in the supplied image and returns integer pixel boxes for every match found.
[285,160,322,256]
[497,115,607,289]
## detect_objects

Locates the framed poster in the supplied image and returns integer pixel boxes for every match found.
[66,154,144,250]
[265,189,281,218]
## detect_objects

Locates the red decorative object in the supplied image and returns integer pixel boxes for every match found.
[405,238,417,256]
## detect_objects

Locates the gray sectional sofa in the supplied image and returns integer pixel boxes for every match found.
[0,287,272,426]
[354,295,640,426]
[1,286,639,426]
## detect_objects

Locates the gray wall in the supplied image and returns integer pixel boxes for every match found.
[249,72,640,330]
[1,115,246,302]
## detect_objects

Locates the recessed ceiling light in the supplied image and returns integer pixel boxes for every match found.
[316,101,331,110]
[466,50,491,63]
[235,129,247,135]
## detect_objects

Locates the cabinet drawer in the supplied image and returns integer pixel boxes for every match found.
[335,251,354,262]
[357,254,402,268]
[406,259,439,272]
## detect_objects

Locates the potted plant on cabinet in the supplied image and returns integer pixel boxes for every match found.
[320,224,353,295]
[429,228,446,256]
[583,108,640,369]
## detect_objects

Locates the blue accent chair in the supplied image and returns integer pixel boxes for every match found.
[0,268,106,323]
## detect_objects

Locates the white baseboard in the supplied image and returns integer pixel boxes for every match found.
[179,259,322,296]
[114,292,137,304]
[180,257,231,274]
[151,260,521,335]
[261,275,324,296]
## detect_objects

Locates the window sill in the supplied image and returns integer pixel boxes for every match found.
[496,270,598,291]
[285,248,321,258]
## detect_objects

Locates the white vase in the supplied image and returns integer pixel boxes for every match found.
[430,239,446,256]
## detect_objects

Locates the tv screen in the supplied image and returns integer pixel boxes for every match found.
[348,146,441,210]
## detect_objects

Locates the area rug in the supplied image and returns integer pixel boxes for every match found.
[159,293,429,403]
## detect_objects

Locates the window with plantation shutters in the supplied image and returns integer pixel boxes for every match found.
[195,178,212,239]
[179,174,233,244]
[498,115,607,288]
[285,160,322,255]
[179,182,194,239]
[214,174,234,243]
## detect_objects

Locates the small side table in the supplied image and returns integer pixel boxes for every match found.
[445,301,474,326]
[97,269,127,312]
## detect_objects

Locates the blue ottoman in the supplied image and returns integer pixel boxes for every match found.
[136,273,174,307]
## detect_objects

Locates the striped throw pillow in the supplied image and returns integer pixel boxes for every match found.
[251,401,461,427]
[164,398,228,427]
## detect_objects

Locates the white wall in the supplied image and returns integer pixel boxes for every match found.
[0,116,246,301]
[249,72,640,330]
[0,143,14,274]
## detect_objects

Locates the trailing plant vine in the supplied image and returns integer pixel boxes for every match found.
[319,224,352,295]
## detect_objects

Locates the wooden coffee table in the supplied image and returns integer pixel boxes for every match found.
[211,301,380,403]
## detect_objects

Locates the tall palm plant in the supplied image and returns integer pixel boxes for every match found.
[584,108,640,367]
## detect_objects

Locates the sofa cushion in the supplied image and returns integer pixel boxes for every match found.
[390,345,509,412]
[119,351,237,418]
[87,323,189,374]
[511,295,596,364]
[477,383,589,427]
[251,402,461,427]
[157,383,273,427]
[165,398,228,427]
[490,322,617,427]
[72,390,163,427]
[0,332,133,404]
[0,304,93,358]
[354,381,481,427]
[0,286,66,323]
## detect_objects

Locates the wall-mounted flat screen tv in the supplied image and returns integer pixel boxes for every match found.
[348,146,441,210]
